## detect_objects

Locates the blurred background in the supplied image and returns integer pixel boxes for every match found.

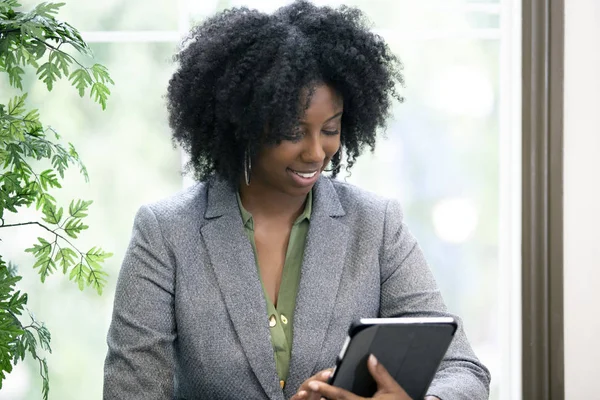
[0,0,522,399]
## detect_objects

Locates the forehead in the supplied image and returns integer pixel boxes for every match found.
[300,84,343,119]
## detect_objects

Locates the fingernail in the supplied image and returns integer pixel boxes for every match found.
[309,381,320,391]
[321,370,331,378]
[369,354,378,367]
[297,390,307,398]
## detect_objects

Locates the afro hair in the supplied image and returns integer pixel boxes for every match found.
[167,0,404,184]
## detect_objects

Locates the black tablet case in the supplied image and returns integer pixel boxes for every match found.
[329,321,457,399]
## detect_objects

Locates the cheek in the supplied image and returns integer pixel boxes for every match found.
[324,136,342,157]
[257,145,299,167]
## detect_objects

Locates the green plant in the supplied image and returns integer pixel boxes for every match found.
[0,1,114,398]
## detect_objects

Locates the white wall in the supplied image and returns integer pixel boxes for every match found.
[564,1,600,398]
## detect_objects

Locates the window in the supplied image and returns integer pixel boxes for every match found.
[0,1,522,399]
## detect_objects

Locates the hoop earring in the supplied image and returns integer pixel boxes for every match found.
[244,149,252,186]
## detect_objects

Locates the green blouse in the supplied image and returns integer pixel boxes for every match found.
[236,191,312,389]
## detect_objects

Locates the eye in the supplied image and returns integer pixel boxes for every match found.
[281,125,305,142]
[322,129,340,136]
[283,131,304,143]
[284,135,303,143]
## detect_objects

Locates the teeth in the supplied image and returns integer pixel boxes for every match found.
[293,170,317,178]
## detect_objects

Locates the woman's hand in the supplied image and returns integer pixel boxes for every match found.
[290,368,334,400]
[303,355,415,400]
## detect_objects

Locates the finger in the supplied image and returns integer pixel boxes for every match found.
[307,391,323,400]
[309,370,333,400]
[299,369,333,390]
[290,390,308,400]
[292,389,324,400]
[367,354,406,395]
[296,369,334,399]
[308,380,360,400]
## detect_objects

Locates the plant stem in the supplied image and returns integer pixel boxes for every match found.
[0,221,79,250]
[0,28,21,35]
[33,38,88,70]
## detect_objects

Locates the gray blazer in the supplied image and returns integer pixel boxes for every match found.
[103,176,490,400]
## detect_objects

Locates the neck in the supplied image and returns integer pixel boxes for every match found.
[238,179,308,223]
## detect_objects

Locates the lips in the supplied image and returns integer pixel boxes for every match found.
[287,167,321,187]
[290,169,318,178]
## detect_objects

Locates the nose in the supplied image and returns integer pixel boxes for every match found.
[301,132,327,164]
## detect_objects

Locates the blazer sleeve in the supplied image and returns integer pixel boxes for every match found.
[378,199,491,400]
[103,205,176,399]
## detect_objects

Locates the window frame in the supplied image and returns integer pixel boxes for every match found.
[521,0,564,398]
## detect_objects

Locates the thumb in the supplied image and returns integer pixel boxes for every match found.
[367,354,404,394]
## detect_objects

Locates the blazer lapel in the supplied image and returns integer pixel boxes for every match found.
[285,177,349,397]
[200,178,283,400]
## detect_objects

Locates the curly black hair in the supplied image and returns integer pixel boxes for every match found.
[167,0,403,183]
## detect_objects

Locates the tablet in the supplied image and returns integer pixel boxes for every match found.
[327,317,457,399]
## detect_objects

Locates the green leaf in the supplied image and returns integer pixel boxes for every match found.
[32,255,56,283]
[37,325,51,353]
[0,1,21,13]
[68,199,92,218]
[69,262,88,291]
[20,21,45,41]
[17,46,41,69]
[7,94,27,116]
[0,319,23,339]
[90,81,110,110]
[50,50,72,77]
[23,329,37,358]
[0,263,29,382]
[54,247,76,273]
[55,21,90,55]
[63,217,87,238]
[51,153,68,178]
[2,46,18,71]
[23,109,43,133]
[35,192,56,211]
[42,202,62,224]
[6,291,28,315]
[0,172,23,193]
[90,64,114,85]
[68,68,92,97]
[25,237,51,257]
[8,66,25,90]
[41,357,49,400]
[83,247,111,294]
[36,61,61,91]
[84,247,112,268]
[29,38,47,60]
[67,143,89,181]
[13,334,27,363]
[4,143,24,171]
[67,247,111,294]
[39,169,61,190]
[34,2,65,18]
[25,236,59,281]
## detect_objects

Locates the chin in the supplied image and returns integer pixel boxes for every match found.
[284,185,313,198]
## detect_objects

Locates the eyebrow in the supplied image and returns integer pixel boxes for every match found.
[299,111,344,125]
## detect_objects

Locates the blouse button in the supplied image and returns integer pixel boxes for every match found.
[269,314,277,327]
[281,314,288,325]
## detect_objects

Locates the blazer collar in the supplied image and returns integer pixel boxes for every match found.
[203,177,239,219]
[204,175,346,219]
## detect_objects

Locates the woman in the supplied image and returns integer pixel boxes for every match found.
[103,1,490,399]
